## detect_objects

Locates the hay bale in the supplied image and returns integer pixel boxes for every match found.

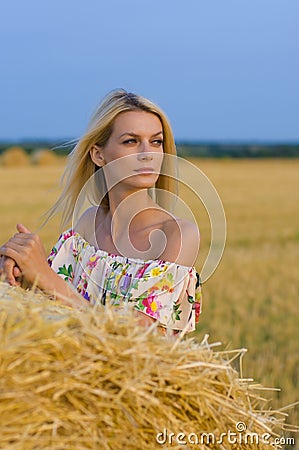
[1,146,30,167]
[0,281,293,450]
[31,149,58,166]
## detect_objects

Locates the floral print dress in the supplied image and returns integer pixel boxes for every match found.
[47,229,202,333]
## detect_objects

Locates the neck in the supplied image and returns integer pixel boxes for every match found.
[108,186,152,214]
[106,187,159,237]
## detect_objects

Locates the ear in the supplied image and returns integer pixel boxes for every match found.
[90,145,105,167]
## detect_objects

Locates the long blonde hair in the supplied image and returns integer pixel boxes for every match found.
[46,89,178,228]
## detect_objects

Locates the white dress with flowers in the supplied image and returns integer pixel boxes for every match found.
[47,229,202,333]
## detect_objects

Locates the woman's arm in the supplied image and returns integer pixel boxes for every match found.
[0,224,89,309]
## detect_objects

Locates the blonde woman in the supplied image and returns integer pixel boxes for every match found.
[0,90,202,333]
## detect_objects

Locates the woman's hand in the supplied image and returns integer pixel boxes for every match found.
[0,255,22,286]
[0,224,51,288]
[0,224,90,309]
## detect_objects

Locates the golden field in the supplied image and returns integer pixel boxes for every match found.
[0,158,298,430]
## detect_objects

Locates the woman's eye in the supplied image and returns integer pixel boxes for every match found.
[123,138,137,144]
[152,139,163,146]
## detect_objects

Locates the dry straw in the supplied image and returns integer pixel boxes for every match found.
[1,146,30,167]
[31,149,58,166]
[0,281,296,450]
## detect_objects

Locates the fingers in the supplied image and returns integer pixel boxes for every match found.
[0,256,19,286]
[13,266,22,278]
[8,232,42,250]
[8,235,29,246]
[0,244,20,261]
[9,234,35,247]
[0,246,26,286]
[16,223,31,234]
[0,232,39,263]
[0,240,32,258]
[0,224,32,287]
[0,227,47,288]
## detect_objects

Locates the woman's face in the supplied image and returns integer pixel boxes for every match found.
[92,110,164,190]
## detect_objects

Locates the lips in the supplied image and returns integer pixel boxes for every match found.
[134,167,155,174]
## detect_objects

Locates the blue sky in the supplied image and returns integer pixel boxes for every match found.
[0,0,298,141]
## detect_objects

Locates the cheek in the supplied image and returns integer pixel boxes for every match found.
[102,156,136,187]
[154,153,164,171]
[102,149,120,163]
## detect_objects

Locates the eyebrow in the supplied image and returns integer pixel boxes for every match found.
[118,131,163,138]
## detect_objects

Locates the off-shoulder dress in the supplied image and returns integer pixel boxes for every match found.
[47,229,202,333]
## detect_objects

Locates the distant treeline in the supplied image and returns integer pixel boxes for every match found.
[1,141,299,158]
[176,142,299,158]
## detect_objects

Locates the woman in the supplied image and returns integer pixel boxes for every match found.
[0,89,202,333]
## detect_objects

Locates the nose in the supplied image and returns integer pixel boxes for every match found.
[137,152,153,161]
[137,141,153,161]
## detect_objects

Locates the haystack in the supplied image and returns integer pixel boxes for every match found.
[0,281,293,450]
[31,149,58,166]
[1,146,30,167]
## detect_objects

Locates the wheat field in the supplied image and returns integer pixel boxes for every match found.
[0,158,298,429]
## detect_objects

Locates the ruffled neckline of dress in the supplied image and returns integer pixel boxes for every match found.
[57,228,196,270]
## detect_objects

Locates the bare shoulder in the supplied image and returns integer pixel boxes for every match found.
[177,218,199,237]
[73,206,99,238]
[163,217,200,239]
[160,218,200,267]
